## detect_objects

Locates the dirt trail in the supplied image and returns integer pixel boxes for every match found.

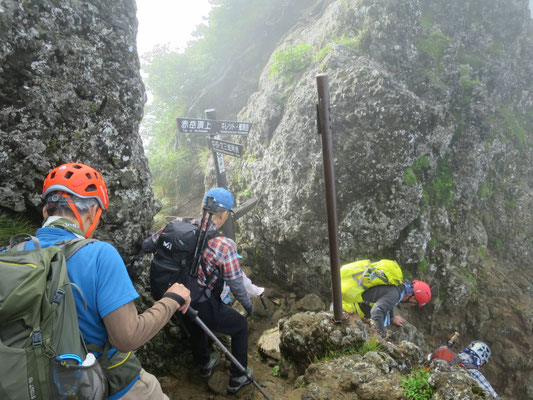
[161,290,296,400]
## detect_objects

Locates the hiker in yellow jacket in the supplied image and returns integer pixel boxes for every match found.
[340,260,431,337]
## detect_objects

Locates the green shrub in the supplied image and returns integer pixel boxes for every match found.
[401,369,434,400]
[314,338,384,362]
[417,29,450,62]
[420,13,434,29]
[459,65,480,92]
[269,44,312,81]
[334,30,367,51]
[271,365,280,377]
[314,345,359,363]
[358,337,382,356]
[478,181,491,198]
[457,52,484,70]
[314,43,333,62]
[488,42,503,57]
[404,168,417,186]
[405,156,431,187]
[417,259,429,273]
[498,106,526,147]
[412,156,430,172]
[426,157,455,208]
[458,266,477,286]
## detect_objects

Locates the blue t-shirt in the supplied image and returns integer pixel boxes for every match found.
[26,226,140,398]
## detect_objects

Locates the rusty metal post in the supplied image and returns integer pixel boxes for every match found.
[316,74,343,322]
[205,109,236,240]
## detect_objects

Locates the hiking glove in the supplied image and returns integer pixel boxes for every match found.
[245,304,254,317]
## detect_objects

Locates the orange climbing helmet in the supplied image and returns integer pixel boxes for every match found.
[42,163,108,238]
[412,280,432,306]
[42,163,108,210]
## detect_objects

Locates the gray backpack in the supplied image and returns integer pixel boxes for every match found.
[0,235,107,400]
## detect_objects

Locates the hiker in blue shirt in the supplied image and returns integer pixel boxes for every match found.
[457,341,500,399]
[31,162,191,400]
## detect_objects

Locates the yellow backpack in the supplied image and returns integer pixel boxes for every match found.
[340,259,404,316]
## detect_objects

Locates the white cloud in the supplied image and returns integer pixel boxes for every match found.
[136,0,212,55]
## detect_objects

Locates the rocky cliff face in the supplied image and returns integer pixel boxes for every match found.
[2,0,532,397]
[234,0,533,398]
[271,312,491,400]
[0,0,154,276]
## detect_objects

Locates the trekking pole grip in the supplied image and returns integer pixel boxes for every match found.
[185,306,198,319]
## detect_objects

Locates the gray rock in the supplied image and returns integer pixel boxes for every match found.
[279,312,369,373]
[258,327,282,361]
[207,370,228,395]
[0,0,155,278]
[233,0,533,397]
[296,293,326,312]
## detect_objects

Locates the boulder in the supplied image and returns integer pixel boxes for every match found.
[258,327,282,361]
[295,293,326,312]
[0,0,155,277]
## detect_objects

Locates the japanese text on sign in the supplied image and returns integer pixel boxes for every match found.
[218,121,251,135]
[209,138,243,158]
[177,118,252,135]
[177,118,214,134]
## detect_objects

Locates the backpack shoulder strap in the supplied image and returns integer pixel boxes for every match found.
[52,238,97,311]
[196,232,224,294]
[7,233,41,251]
[58,238,98,260]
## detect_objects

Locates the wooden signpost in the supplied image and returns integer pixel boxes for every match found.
[177,109,252,240]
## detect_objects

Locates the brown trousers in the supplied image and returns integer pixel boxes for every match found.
[121,369,169,400]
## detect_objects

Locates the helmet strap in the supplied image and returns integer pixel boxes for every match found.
[84,207,102,238]
[62,193,85,233]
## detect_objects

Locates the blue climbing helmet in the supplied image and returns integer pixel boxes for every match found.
[204,187,234,211]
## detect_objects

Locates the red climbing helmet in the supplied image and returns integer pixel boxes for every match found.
[412,280,432,306]
[42,163,108,210]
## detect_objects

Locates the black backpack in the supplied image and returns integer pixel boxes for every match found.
[148,220,219,303]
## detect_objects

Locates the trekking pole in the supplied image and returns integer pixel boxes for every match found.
[189,197,216,277]
[193,208,208,254]
[259,294,273,325]
[190,212,214,277]
[185,307,273,400]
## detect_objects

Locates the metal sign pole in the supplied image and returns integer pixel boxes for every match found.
[205,109,236,240]
[205,109,227,187]
[316,74,343,323]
